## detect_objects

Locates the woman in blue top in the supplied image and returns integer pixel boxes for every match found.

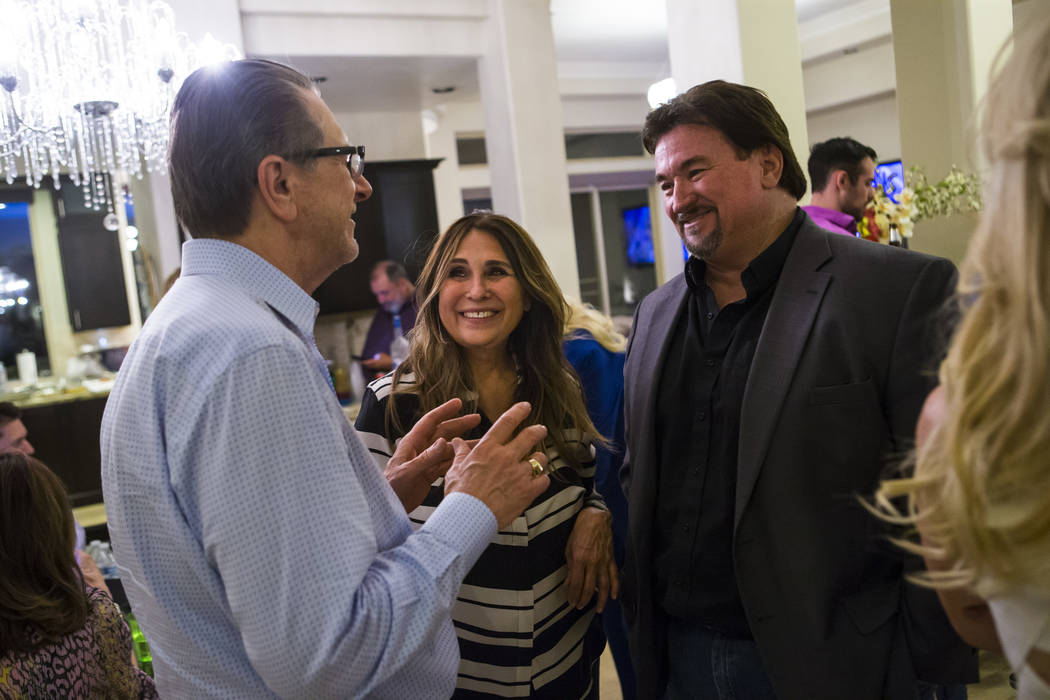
[563,302,635,700]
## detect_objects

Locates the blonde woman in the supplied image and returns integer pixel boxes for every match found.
[876,18,1050,699]
[356,213,616,699]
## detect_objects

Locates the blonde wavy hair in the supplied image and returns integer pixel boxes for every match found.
[387,213,600,470]
[564,302,627,353]
[875,18,1050,596]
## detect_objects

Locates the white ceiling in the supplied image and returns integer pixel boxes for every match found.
[287,55,480,114]
[261,0,875,115]
[551,0,669,63]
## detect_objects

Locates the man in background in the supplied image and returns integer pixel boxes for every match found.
[803,136,878,236]
[361,260,417,374]
[0,401,34,455]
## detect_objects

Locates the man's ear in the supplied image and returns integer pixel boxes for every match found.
[256,155,298,223]
[833,169,850,192]
[757,144,784,189]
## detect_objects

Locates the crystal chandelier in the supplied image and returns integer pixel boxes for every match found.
[0,0,239,228]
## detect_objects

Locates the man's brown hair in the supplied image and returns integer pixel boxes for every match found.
[642,80,808,200]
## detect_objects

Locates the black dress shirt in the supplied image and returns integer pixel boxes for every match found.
[653,209,803,637]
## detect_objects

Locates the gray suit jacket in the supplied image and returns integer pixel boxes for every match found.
[621,216,977,699]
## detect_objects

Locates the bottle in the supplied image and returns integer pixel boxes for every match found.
[16,349,37,386]
[390,314,409,369]
[888,224,903,247]
[86,540,118,578]
[332,366,352,405]
[124,611,155,677]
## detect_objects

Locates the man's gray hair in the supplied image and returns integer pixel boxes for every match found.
[371,260,409,284]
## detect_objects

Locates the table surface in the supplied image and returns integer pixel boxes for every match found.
[4,378,114,408]
[73,502,108,528]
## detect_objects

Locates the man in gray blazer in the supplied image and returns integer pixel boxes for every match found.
[621,80,976,699]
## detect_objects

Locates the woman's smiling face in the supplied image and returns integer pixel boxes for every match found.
[437,229,525,357]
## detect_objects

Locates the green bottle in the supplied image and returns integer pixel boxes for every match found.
[124,611,154,678]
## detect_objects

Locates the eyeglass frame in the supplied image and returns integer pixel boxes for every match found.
[302,145,366,178]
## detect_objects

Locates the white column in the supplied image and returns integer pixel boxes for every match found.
[478,0,580,299]
[655,0,810,283]
[890,0,1012,263]
[424,105,466,234]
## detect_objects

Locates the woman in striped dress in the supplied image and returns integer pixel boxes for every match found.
[355,212,616,699]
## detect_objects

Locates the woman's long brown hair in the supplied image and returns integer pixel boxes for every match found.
[0,453,89,654]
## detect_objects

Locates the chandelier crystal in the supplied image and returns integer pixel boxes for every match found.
[0,0,238,220]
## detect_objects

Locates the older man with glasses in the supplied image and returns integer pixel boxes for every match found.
[101,59,552,699]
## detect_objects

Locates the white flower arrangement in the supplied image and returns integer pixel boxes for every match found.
[862,165,982,242]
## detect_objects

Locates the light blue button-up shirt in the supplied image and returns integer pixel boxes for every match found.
[101,239,496,699]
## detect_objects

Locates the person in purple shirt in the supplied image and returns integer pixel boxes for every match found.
[361,260,418,375]
[802,137,877,236]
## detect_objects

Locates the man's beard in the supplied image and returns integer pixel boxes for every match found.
[683,224,723,260]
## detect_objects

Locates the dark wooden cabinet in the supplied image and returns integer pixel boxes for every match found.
[53,177,131,331]
[313,159,441,315]
[21,396,107,507]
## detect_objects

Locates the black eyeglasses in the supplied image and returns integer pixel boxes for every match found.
[305,145,365,177]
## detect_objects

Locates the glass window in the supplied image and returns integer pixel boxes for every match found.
[0,201,49,375]
[570,188,657,317]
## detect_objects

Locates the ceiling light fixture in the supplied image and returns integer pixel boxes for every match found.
[0,0,239,227]
[647,77,677,109]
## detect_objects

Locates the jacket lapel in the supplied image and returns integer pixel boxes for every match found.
[635,276,689,451]
[626,275,688,521]
[735,221,832,526]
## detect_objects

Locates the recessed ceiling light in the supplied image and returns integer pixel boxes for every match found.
[311,76,328,84]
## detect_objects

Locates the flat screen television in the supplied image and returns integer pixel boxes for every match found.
[623,205,654,265]
[875,159,905,203]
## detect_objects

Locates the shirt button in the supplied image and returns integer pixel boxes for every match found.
[706,312,714,320]
[681,524,689,532]
[698,412,706,421]
[706,359,716,367]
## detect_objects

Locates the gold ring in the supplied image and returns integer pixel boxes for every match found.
[528,458,544,477]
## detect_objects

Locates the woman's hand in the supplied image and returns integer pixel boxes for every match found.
[386,398,482,512]
[565,506,618,613]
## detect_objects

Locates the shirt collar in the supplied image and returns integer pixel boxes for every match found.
[805,204,857,231]
[180,238,320,339]
[685,207,804,298]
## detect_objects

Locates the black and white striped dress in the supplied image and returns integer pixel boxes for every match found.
[355,373,607,699]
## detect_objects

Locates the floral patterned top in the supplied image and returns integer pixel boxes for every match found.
[0,586,157,699]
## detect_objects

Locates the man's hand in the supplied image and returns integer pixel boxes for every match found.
[565,507,618,612]
[444,402,551,529]
[362,353,393,372]
[386,398,481,512]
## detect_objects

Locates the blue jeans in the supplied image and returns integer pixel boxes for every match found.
[663,618,778,700]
